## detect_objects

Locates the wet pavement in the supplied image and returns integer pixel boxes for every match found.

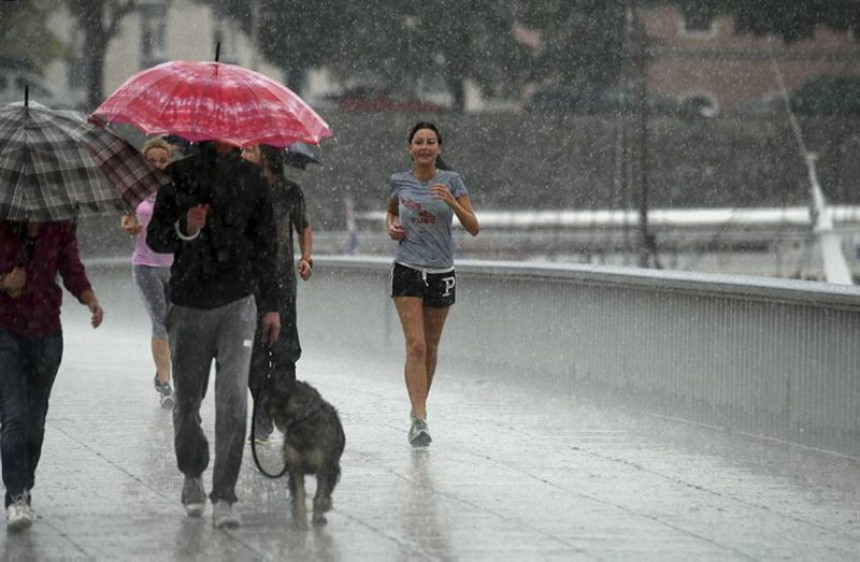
[2,277,859,561]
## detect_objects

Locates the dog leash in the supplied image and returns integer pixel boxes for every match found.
[250,399,289,479]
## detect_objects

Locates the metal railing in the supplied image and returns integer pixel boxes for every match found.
[296,257,860,458]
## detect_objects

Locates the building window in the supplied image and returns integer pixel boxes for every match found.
[140,1,168,68]
[679,11,717,39]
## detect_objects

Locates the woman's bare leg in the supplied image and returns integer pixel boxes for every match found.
[422,306,450,396]
[394,297,428,420]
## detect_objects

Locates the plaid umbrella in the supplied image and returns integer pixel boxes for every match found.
[90,60,333,148]
[0,100,169,221]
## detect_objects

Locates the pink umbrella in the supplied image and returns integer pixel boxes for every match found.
[90,61,332,148]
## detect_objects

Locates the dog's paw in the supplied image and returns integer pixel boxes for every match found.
[312,513,328,526]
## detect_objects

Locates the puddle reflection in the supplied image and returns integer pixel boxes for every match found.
[400,449,454,562]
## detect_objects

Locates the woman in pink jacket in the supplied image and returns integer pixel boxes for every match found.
[121,137,175,407]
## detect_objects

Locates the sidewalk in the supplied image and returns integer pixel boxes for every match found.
[1,275,858,561]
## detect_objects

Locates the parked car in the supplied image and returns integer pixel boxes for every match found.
[788,76,860,116]
[334,86,448,113]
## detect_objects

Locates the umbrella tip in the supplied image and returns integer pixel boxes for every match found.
[215,42,220,62]
[24,84,29,107]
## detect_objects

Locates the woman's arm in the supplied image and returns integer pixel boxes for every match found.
[429,185,480,237]
[450,195,479,237]
[386,197,406,241]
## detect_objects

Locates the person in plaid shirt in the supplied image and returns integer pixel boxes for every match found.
[0,219,104,532]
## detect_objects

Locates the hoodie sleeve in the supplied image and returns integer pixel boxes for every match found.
[146,179,185,253]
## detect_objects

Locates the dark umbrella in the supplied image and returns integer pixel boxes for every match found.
[0,98,169,221]
[284,142,321,170]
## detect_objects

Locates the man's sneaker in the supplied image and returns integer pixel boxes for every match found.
[181,476,206,517]
[6,492,32,532]
[408,418,432,447]
[212,500,239,529]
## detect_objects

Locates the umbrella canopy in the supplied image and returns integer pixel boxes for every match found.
[90,61,333,148]
[0,101,169,222]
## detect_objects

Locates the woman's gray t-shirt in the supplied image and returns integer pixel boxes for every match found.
[389,169,468,269]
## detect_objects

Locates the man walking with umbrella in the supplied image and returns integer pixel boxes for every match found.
[147,140,280,529]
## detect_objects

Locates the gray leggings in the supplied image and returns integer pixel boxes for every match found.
[133,265,170,339]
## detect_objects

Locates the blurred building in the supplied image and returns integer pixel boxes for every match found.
[644,5,860,115]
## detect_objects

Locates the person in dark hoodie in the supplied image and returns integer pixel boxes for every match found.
[241,144,314,445]
[146,141,280,529]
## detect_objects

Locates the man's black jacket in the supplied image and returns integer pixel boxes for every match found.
[146,147,279,313]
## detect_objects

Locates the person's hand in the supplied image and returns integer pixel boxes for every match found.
[186,204,210,235]
[88,300,104,328]
[120,214,142,235]
[260,311,281,343]
[2,266,26,298]
[298,258,312,281]
[80,290,103,328]
[430,184,455,206]
[388,221,406,241]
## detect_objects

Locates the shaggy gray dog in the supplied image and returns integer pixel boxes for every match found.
[261,377,345,527]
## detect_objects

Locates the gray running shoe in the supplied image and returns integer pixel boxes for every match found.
[408,419,432,447]
[212,500,240,529]
[182,476,206,517]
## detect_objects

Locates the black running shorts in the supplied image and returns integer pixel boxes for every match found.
[390,263,456,308]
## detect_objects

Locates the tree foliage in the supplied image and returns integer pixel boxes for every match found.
[517,0,629,91]
[202,0,350,94]
[202,0,628,112]
[0,0,67,71]
[64,0,138,110]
